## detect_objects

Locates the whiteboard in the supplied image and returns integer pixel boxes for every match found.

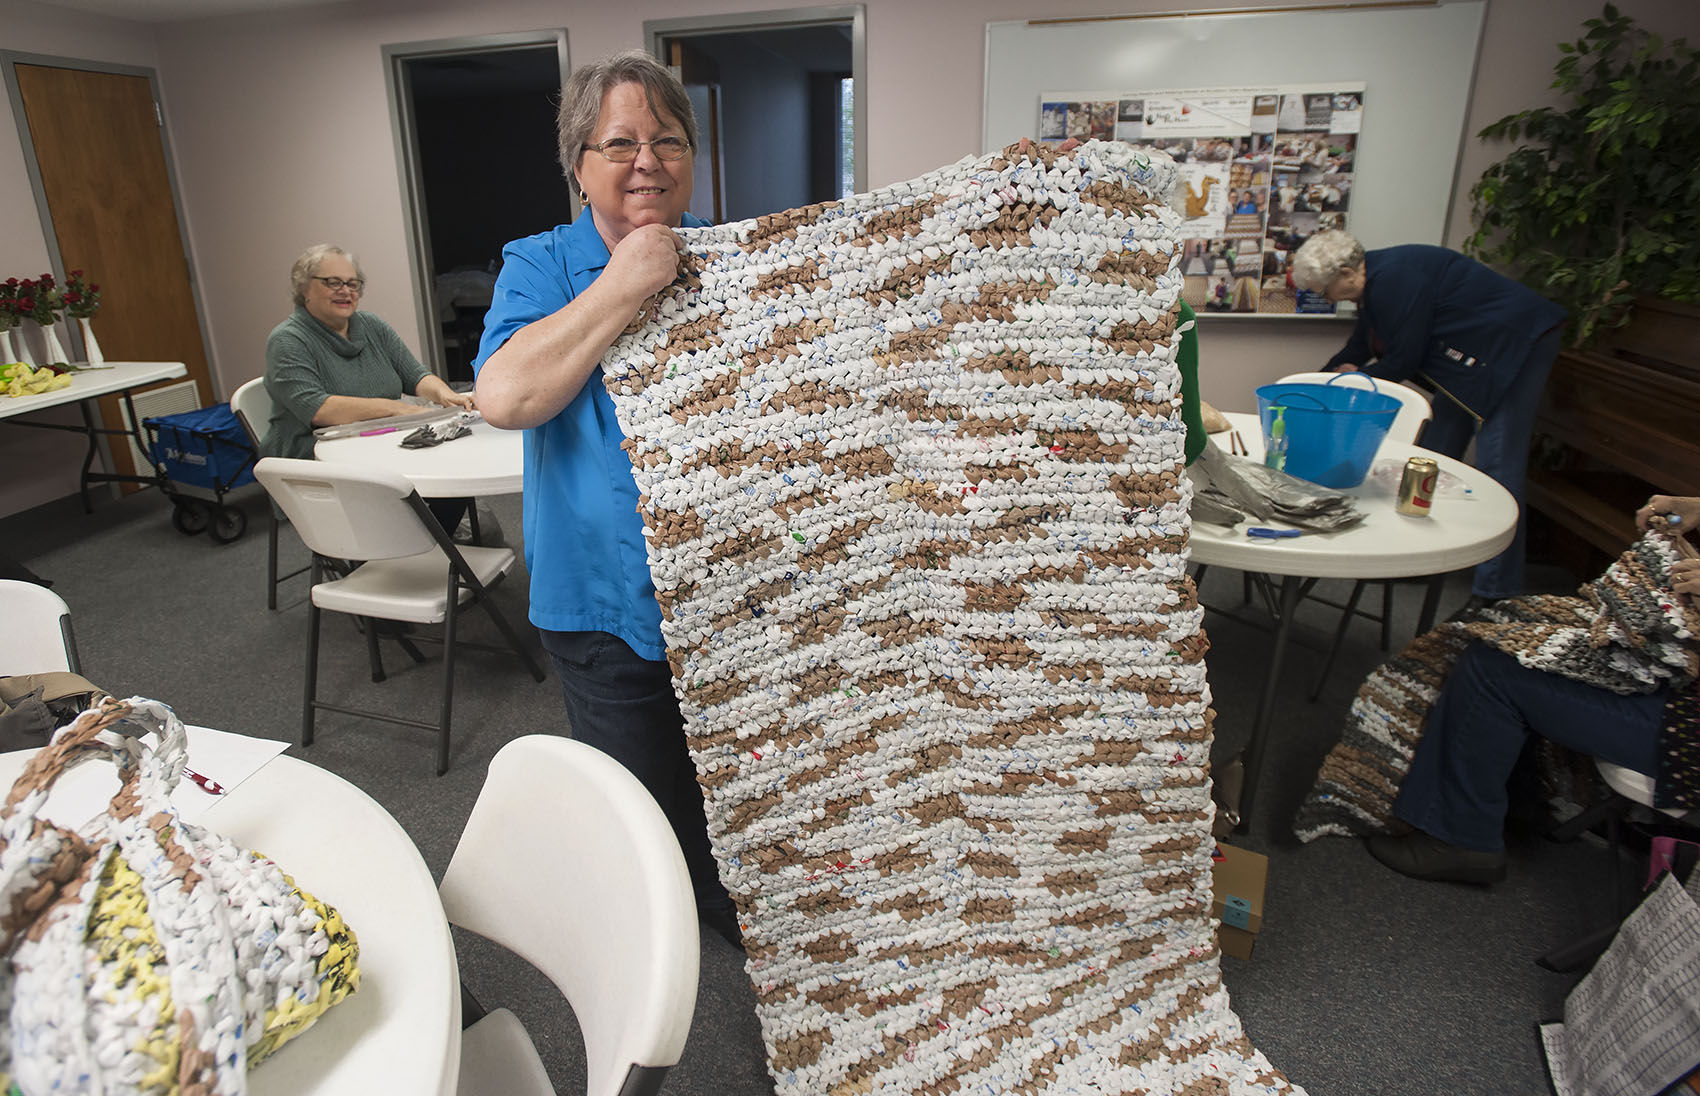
[983,2,1486,251]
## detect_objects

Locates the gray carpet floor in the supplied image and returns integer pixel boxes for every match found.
[4,481,1621,1096]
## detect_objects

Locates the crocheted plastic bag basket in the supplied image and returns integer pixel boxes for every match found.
[601,139,1301,1096]
[0,698,359,1096]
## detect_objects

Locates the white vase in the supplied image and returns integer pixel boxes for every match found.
[78,317,104,367]
[7,326,34,366]
[0,327,19,364]
[39,322,69,366]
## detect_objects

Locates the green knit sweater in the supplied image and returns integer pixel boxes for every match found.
[260,307,429,460]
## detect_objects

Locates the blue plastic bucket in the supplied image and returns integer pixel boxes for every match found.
[1254,375,1400,487]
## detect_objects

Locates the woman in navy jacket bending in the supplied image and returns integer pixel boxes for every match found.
[1292,231,1565,606]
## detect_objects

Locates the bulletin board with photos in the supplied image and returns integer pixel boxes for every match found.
[1038,85,1366,317]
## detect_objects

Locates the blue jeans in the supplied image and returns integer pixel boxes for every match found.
[1418,328,1561,598]
[1394,643,1664,852]
[539,629,733,915]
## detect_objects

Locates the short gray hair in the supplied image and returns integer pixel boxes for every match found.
[1291,230,1365,293]
[557,50,697,190]
[289,244,363,307]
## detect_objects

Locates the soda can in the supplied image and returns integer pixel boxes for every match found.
[1397,457,1439,516]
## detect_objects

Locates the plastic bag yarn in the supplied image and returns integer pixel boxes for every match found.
[0,697,359,1095]
[1185,446,1366,532]
[1296,530,1700,841]
[602,140,1301,1095]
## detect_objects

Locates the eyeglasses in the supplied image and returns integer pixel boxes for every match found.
[313,276,365,293]
[584,136,690,163]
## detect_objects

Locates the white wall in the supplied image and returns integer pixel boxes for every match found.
[5,0,1699,518]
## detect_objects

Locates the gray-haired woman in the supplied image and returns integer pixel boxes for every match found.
[1291,230,1565,610]
[471,51,740,945]
[262,244,473,461]
[261,244,476,533]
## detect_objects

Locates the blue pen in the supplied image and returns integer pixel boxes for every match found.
[1246,527,1302,539]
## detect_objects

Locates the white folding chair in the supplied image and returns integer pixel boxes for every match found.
[252,457,543,774]
[441,735,700,1096]
[0,579,81,675]
[230,378,309,610]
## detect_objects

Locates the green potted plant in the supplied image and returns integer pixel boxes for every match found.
[1466,4,1700,346]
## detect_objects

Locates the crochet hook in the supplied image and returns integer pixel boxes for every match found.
[184,768,226,795]
[1246,527,1302,539]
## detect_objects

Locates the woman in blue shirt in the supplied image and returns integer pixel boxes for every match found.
[472,51,738,945]
[1293,231,1565,607]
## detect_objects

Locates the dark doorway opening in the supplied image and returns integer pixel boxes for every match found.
[650,8,863,224]
[391,37,570,381]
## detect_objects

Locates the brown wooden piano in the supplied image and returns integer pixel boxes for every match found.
[1526,296,1700,579]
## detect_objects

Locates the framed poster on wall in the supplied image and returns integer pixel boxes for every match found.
[1038,83,1364,316]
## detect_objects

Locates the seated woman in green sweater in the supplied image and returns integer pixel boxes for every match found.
[261,243,475,530]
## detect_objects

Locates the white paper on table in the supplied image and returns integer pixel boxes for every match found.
[32,725,289,830]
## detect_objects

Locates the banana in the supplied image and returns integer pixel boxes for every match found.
[1,364,72,397]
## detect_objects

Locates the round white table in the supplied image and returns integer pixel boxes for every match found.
[0,748,462,1096]
[1192,412,1519,579]
[1192,412,1519,830]
[314,418,522,497]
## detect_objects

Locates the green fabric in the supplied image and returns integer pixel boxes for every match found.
[1176,300,1206,466]
[260,308,429,459]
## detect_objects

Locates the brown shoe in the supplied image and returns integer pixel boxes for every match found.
[1367,831,1507,885]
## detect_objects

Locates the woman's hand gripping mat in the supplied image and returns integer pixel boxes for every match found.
[601,140,1303,1096]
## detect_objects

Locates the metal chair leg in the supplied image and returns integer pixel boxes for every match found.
[303,597,321,748]
[1379,580,1394,651]
[266,509,281,611]
[397,635,428,664]
[1310,579,1369,701]
[364,618,387,682]
[478,593,547,684]
[437,576,460,776]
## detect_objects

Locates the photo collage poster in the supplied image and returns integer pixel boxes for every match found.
[1038,85,1365,315]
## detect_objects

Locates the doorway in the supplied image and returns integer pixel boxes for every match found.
[3,56,215,487]
[385,33,571,382]
[647,6,865,224]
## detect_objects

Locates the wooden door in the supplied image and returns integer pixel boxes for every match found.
[14,63,212,483]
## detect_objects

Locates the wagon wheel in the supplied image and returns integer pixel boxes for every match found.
[170,498,210,537]
[209,504,248,544]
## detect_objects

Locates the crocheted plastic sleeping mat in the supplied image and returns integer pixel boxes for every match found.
[600,140,1301,1096]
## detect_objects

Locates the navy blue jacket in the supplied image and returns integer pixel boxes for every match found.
[1326,245,1565,421]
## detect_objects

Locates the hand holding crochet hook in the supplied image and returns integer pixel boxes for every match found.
[1634,493,1700,600]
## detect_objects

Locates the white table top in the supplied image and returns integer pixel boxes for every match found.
[1189,411,1518,579]
[315,418,522,497]
[0,747,461,1096]
[0,361,187,419]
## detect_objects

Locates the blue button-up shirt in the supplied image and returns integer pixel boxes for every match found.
[474,212,706,661]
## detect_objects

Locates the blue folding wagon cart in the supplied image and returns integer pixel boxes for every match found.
[143,402,258,543]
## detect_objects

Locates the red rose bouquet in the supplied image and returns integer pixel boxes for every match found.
[18,275,63,326]
[0,278,20,331]
[62,270,101,320]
